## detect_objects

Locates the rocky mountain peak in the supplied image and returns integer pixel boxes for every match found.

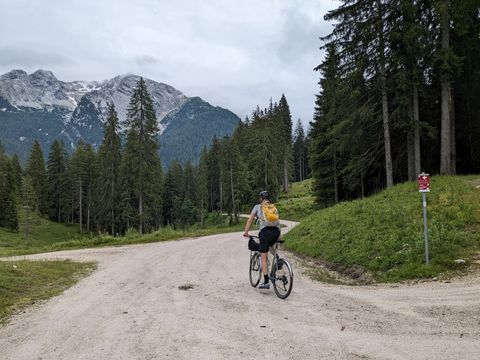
[1,69,28,80]
[29,69,58,84]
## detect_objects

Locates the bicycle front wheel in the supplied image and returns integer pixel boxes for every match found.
[272,259,293,299]
[249,252,262,287]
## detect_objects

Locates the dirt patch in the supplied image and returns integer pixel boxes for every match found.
[470,178,480,189]
[284,247,374,285]
[178,284,195,291]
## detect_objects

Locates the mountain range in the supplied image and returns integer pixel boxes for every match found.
[0,69,240,166]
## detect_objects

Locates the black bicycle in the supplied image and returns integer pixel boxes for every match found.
[248,235,294,299]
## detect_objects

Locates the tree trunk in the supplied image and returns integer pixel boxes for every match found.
[87,188,91,232]
[360,172,365,199]
[377,0,394,188]
[439,0,451,175]
[79,179,83,232]
[283,152,289,193]
[333,150,339,203]
[229,163,236,221]
[219,165,223,213]
[407,130,415,181]
[24,207,30,240]
[111,179,115,235]
[413,84,422,175]
[139,191,143,235]
[58,189,61,223]
[264,156,268,187]
[299,153,303,182]
[200,196,205,227]
[450,88,456,174]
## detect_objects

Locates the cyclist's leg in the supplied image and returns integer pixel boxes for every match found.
[258,229,271,285]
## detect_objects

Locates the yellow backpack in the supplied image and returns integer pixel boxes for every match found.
[260,203,280,227]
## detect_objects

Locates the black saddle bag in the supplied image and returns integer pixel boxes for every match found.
[248,238,260,251]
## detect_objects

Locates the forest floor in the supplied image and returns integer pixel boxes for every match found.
[1,219,479,359]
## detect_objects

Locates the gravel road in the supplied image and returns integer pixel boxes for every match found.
[1,219,479,360]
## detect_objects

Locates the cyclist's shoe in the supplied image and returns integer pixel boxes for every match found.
[258,282,270,290]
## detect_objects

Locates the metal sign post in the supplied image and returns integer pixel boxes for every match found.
[418,173,430,265]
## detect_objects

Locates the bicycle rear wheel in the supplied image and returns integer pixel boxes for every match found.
[272,259,293,299]
[249,252,262,287]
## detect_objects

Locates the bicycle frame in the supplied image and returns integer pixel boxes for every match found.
[248,235,294,299]
[249,236,280,279]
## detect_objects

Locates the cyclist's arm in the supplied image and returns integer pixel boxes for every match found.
[243,210,256,237]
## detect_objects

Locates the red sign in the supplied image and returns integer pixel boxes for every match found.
[418,173,430,192]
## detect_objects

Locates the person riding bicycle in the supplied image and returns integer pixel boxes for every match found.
[243,190,281,289]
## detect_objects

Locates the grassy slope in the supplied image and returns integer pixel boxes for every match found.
[0,210,246,257]
[284,176,480,282]
[276,179,317,221]
[47,219,247,253]
[0,209,81,257]
[0,260,96,323]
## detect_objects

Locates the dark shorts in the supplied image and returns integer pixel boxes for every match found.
[259,227,281,253]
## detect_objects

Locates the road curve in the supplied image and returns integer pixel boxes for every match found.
[1,219,479,360]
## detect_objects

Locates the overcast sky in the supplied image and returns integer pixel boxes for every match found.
[0,0,333,128]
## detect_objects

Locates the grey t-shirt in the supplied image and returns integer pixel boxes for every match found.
[251,203,279,231]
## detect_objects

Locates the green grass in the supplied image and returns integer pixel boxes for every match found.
[277,179,317,221]
[0,260,96,323]
[0,209,81,256]
[284,176,480,282]
[47,218,247,252]
[0,211,247,257]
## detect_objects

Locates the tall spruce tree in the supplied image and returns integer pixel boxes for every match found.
[47,140,68,222]
[123,78,162,234]
[324,0,395,188]
[162,160,184,227]
[22,175,36,239]
[96,103,122,234]
[277,95,294,193]
[10,154,23,197]
[3,159,19,232]
[293,119,308,182]
[27,140,48,214]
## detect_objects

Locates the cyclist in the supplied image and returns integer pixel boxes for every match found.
[243,190,280,289]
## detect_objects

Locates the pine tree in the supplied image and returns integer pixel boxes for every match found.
[68,142,96,232]
[47,140,68,222]
[96,104,122,234]
[123,78,163,234]
[4,159,19,232]
[27,140,48,214]
[162,160,183,227]
[197,147,209,226]
[293,119,307,182]
[0,143,7,225]
[324,0,395,188]
[10,154,23,197]
[277,94,294,193]
[22,175,36,239]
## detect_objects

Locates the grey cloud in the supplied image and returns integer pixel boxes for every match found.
[0,46,73,68]
[0,0,333,127]
[135,55,159,66]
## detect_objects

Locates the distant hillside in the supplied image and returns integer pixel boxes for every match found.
[0,69,240,165]
[159,97,240,166]
[284,176,480,282]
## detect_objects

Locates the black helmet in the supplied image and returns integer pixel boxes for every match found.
[258,190,270,200]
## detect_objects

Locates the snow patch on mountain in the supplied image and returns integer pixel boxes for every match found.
[0,70,188,134]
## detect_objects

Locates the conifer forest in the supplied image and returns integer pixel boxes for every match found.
[1,0,479,235]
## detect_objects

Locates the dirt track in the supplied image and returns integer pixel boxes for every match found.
[1,219,480,360]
